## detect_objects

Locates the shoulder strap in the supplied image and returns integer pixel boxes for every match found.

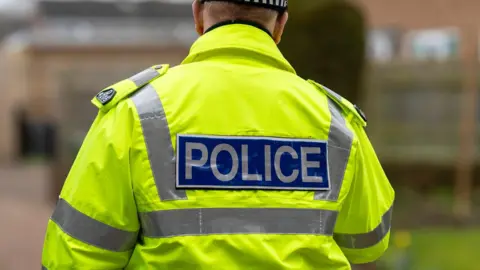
[92,64,170,112]
[308,79,367,127]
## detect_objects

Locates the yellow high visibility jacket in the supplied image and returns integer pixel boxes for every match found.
[42,23,394,270]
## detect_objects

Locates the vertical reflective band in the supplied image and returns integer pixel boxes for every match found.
[334,205,393,249]
[315,99,354,201]
[131,84,188,201]
[50,199,138,252]
[130,68,160,88]
[140,208,338,238]
[42,266,47,270]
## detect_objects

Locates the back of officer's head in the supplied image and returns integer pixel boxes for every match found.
[192,0,289,44]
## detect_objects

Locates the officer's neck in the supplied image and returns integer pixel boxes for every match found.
[204,19,274,38]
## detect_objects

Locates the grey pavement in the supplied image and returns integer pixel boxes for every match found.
[0,165,53,270]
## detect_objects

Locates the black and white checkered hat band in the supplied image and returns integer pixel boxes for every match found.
[199,0,288,10]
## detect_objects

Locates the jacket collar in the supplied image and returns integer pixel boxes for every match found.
[182,23,296,74]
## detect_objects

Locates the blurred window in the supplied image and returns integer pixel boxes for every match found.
[403,28,459,61]
[367,28,402,62]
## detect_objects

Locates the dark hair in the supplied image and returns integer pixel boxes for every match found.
[204,2,279,27]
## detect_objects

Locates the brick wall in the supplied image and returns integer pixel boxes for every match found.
[357,0,480,29]
[357,0,480,60]
[356,0,480,165]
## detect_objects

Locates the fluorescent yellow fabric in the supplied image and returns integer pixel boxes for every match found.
[42,23,394,270]
[333,119,394,264]
[309,81,394,264]
[91,65,169,112]
[43,220,133,268]
[41,99,140,269]
[309,80,367,127]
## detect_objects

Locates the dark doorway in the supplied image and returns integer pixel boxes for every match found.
[14,108,57,161]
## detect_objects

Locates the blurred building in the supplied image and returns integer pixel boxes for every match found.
[359,0,480,62]
[2,0,480,169]
[0,2,33,164]
[357,0,480,168]
[0,0,196,163]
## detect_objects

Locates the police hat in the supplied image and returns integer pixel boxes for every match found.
[199,0,288,11]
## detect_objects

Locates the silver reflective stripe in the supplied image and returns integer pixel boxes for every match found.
[131,84,187,201]
[51,199,138,252]
[140,208,338,238]
[334,205,393,249]
[42,266,47,270]
[130,68,160,87]
[323,85,344,103]
[315,99,354,201]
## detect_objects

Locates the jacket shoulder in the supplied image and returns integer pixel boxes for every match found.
[91,64,170,113]
[308,79,367,127]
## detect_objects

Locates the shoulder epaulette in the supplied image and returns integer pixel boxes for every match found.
[92,64,170,112]
[308,80,367,127]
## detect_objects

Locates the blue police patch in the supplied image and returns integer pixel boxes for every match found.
[96,88,116,105]
[176,135,330,191]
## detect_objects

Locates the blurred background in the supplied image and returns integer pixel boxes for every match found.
[0,0,479,269]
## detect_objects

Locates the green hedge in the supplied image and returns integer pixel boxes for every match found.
[280,0,366,104]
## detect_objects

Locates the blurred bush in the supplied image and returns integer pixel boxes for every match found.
[280,0,366,104]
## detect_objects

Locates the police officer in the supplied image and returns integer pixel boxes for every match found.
[42,0,394,269]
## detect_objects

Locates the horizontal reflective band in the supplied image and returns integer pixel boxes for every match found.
[334,205,393,249]
[51,199,138,252]
[140,208,338,238]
